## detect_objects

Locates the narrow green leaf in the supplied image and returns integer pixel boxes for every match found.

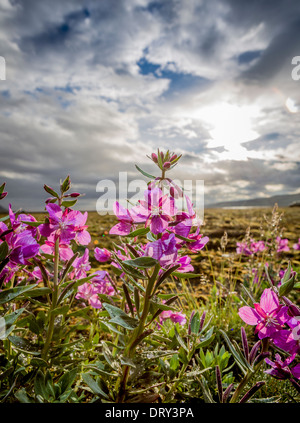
[82,373,110,399]
[279,275,296,297]
[174,327,189,353]
[219,329,251,375]
[59,368,78,394]
[0,284,38,305]
[61,200,77,208]
[8,335,40,355]
[50,305,69,318]
[123,256,158,268]
[172,272,202,279]
[126,227,150,237]
[44,184,59,198]
[190,311,201,334]
[135,165,156,180]
[21,221,44,227]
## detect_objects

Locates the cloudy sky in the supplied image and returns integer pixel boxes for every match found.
[0,0,300,211]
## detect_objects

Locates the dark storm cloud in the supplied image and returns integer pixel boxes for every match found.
[0,0,299,211]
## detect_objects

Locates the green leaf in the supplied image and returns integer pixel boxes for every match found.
[0,241,8,261]
[14,388,35,403]
[123,256,159,268]
[60,175,71,194]
[61,200,77,208]
[135,165,156,180]
[190,311,201,334]
[34,370,48,400]
[126,227,150,237]
[150,300,178,312]
[219,329,252,375]
[59,368,78,394]
[103,303,139,330]
[0,214,9,222]
[174,327,189,353]
[120,356,136,368]
[196,328,215,349]
[281,261,292,284]
[4,307,25,328]
[44,184,59,198]
[172,272,202,279]
[0,284,38,305]
[109,315,139,330]
[21,221,44,227]
[155,264,181,290]
[30,358,48,367]
[279,275,296,297]
[199,375,216,403]
[0,182,5,194]
[50,305,69,318]
[169,354,179,371]
[8,335,40,355]
[2,308,25,338]
[82,373,110,399]
[23,287,52,298]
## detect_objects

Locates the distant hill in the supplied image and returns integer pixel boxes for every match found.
[206,193,300,208]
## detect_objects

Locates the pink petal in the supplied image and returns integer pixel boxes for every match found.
[260,288,279,314]
[238,306,260,325]
[109,222,132,235]
[76,230,91,245]
[113,201,132,222]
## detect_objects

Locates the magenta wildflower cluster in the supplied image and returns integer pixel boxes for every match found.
[239,264,300,387]
[0,154,299,404]
[236,236,293,256]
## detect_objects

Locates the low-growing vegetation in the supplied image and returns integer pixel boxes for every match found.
[0,151,299,403]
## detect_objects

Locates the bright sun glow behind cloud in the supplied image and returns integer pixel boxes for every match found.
[199,102,261,160]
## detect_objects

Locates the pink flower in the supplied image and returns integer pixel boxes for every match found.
[186,227,209,253]
[265,353,300,380]
[159,309,187,326]
[176,255,194,273]
[144,232,178,267]
[276,237,290,253]
[94,247,111,262]
[109,202,136,236]
[6,230,40,265]
[8,204,39,237]
[71,248,91,279]
[250,240,266,253]
[39,204,78,243]
[293,238,300,250]
[238,288,289,339]
[132,187,177,235]
[76,282,102,309]
[72,210,91,245]
[272,317,300,354]
[236,241,252,256]
[40,233,74,261]
[75,270,114,309]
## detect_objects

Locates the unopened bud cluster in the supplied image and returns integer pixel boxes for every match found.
[149,149,182,172]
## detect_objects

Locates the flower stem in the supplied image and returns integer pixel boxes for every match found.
[116,264,160,402]
[41,237,60,361]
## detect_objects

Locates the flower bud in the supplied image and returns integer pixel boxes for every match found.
[163,161,171,169]
[170,154,177,162]
[151,153,158,163]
